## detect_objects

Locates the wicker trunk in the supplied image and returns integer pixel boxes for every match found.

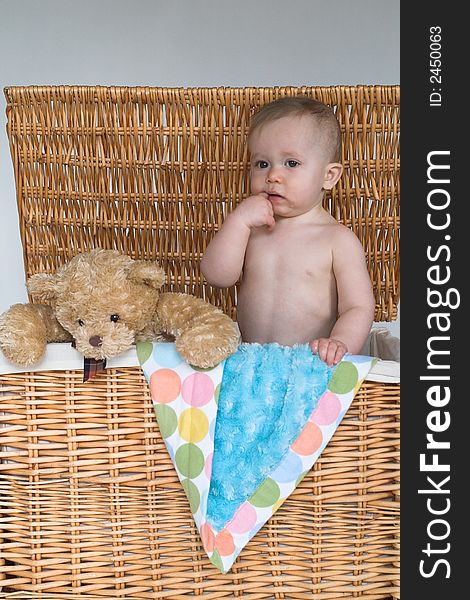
[0,85,400,598]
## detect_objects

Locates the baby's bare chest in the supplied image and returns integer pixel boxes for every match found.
[244,229,333,281]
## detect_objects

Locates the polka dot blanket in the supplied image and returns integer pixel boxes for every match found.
[137,341,376,573]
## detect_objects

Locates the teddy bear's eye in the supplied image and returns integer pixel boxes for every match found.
[110,314,120,323]
[78,319,85,326]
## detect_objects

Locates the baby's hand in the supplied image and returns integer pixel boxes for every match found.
[234,193,275,231]
[310,338,348,367]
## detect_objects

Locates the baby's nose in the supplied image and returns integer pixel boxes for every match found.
[266,167,282,183]
[89,335,103,347]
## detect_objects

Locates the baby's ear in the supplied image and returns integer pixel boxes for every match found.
[127,261,166,290]
[27,273,59,303]
[323,162,343,190]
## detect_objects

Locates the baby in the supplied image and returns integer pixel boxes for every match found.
[201,96,375,367]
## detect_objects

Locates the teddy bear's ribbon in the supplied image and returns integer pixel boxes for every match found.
[83,357,107,382]
[71,340,107,382]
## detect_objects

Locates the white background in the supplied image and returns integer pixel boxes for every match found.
[0,0,399,335]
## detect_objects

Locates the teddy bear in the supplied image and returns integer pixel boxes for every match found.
[0,248,240,370]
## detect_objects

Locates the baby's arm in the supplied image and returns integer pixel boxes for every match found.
[201,194,275,288]
[311,227,375,366]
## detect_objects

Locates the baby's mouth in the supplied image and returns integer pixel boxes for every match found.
[267,192,284,201]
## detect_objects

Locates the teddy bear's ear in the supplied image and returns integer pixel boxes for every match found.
[27,273,59,303]
[127,261,166,290]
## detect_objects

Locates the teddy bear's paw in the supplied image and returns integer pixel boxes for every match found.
[175,325,239,368]
[0,338,46,367]
[0,304,48,367]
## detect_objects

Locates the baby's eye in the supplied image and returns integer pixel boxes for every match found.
[255,160,269,169]
[285,159,300,168]
[110,314,120,323]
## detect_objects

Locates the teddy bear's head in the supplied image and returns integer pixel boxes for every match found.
[27,249,166,360]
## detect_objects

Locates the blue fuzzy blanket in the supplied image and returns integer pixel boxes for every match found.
[206,343,332,529]
[138,341,375,573]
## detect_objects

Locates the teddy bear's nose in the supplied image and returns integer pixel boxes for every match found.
[89,335,103,347]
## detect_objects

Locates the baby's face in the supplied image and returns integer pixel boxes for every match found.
[249,115,333,219]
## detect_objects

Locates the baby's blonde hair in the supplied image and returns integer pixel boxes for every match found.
[249,96,342,163]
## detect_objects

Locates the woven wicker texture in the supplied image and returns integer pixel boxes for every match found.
[1,86,400,597]
[0,369,399,598]
[4,85,399,321]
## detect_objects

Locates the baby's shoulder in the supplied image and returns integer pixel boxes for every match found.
[330,222,361,244]
[330,224,366,263]
[317,221,359,245]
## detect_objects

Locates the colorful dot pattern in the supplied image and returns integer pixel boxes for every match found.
[138,341,223,529]
[138,342,376,574]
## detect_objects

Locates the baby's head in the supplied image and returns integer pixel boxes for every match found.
[247,96,343,217]
[248,96,341,163]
